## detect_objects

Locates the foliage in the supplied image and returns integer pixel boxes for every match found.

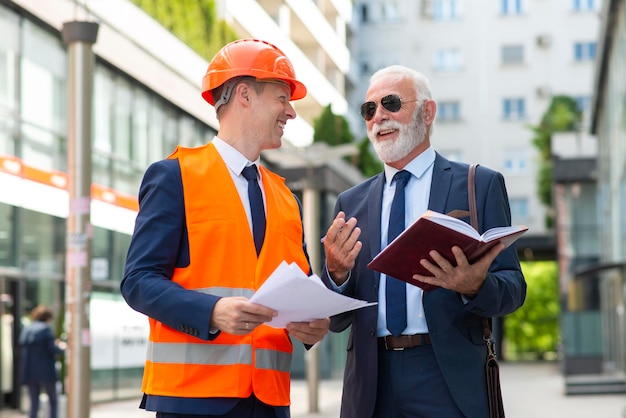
[357,136,383,177]
[529,96,581,228]
[504,261,560,360]
[130,0,237,60]
[312,104,383,176]
[313,104,354,146]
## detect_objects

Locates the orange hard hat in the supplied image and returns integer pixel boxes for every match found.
[202,39,307,106]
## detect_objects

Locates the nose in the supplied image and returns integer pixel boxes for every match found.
[285,102,296,120]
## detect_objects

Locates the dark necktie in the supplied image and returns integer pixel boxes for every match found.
[242,165,266,256]
[386,170,411,336]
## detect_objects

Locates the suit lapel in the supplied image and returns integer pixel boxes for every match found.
[428,152,453,213]
[367,173,385,263]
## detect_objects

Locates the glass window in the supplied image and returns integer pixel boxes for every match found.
[502,98,526,120]
[0,203,15,267]
[148,104,166,163]
[573,0,598,11]
[501,0,524,15]
[503,148,528,174]
[94,66,115,154]
[113,77,132,161]
[433,0,461,21]
[574,95,591,112]
[0,6,19,113]
[360,4,369,23]
[501,45,524,65]
[21,21,67,137]
[381,2,399,22]
[132,88,150,167]
[574,42,597,61]
[509,198,529,222]
[21,21,67,170]
[21,123,65,171]
[437,101,461,122]
[0,114,16,156]
[434,49,462,72]
[20,209,65,281]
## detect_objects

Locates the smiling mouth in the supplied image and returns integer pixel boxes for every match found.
[378,128,397,138]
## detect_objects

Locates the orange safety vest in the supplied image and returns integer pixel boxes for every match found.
[141,142,309,406]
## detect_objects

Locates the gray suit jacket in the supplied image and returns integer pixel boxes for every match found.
[323,152,526,418]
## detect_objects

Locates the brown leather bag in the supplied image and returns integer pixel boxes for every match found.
[468,163,506,418]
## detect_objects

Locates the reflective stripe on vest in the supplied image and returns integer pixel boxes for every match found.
[146,341,291,372]
[142,142,309,405]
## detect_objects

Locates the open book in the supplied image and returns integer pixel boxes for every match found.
[367,210,528,291]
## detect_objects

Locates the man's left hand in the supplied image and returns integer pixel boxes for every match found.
[413,243,504,296]
[286,318,330,345]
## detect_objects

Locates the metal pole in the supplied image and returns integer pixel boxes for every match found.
[61,21,99,418]
[303,185,320,413]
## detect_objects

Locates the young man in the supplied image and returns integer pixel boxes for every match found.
[121,39,329,418]
[322,65,526,417]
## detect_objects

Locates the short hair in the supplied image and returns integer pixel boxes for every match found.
[31,305,53,322]
[369,65,435,136]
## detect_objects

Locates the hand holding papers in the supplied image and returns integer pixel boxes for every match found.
[250,261,376,328]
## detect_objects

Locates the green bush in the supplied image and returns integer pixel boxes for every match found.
[504,261,560,360]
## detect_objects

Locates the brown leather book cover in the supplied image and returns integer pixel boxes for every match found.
[367,210,528,292]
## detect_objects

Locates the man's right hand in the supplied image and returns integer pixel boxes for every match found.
[210,296,277,335]
[323,211,362,285]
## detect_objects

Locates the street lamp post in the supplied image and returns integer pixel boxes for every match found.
[61,20,99,418]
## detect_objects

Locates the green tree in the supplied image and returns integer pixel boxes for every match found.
[130,0,237,60]
[504,261,560,360]
[356,136,383,177]
[530,95,581,228]
[312,104,382,176]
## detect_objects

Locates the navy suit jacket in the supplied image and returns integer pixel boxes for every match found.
[323,153,526,418]
[121,158,308,417]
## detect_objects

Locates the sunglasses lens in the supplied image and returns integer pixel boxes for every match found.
[360,102,377,121]
[381,95,402,112]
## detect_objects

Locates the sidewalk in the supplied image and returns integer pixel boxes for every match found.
[2,362,625,417]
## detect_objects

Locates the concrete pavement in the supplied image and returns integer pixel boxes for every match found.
[2,362,625,417]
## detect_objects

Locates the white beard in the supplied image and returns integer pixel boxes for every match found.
[368,109,427,164]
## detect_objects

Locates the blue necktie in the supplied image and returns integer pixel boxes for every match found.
[242,165,266,256]
[386,170,411,337]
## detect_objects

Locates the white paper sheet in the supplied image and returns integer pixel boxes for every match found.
[249,261,377,328]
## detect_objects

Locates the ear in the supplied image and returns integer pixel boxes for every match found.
[235,82,251,105]
[422,99,436,125]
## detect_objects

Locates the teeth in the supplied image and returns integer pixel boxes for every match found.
[278,121,285,128]
[379,129,394,135]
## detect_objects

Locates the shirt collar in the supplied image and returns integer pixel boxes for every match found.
[212,136,261,176]
[383,146,436,186]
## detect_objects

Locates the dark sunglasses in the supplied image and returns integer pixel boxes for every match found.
[360,94,419,121]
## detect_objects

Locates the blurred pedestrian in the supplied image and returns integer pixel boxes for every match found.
[19,305,65,418]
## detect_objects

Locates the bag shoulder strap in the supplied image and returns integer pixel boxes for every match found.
[468,164,494,343]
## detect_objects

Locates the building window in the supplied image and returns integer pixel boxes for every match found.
[360,4,369,23]
[503,148,529,174]
[574,42,597,61]
[501,0,524,15]
[434,49,462,72]
[502,98,526,120]
[437,101,461,122]
[573,0,598,11]
[509,198,529,221]
[501,45,524,65]
[574,95,591,113]
[433,0,461,21]
[381,2,399,22]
